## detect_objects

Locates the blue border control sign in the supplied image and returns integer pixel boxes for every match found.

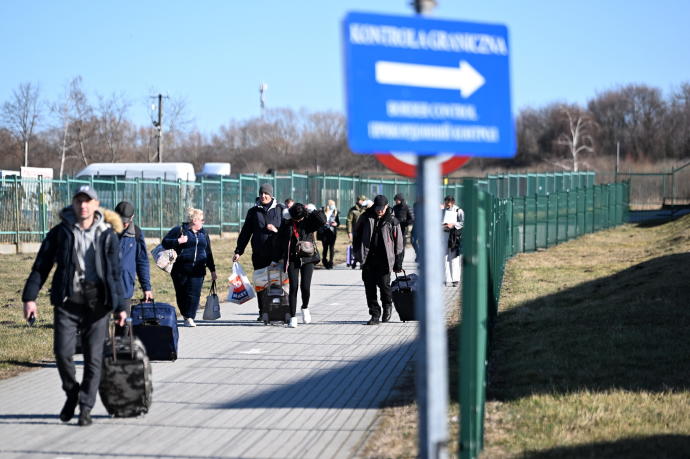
[343,12,515,157]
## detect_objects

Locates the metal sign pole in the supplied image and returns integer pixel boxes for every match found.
[417,154,449,458]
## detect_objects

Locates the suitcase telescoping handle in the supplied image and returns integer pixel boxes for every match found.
[109,317,135,362]
[137,297,160,321]
[393,269,412,290]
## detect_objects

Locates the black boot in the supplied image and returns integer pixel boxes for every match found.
[59,386,79,422]
[366,316,380,325]
[382,305,392,323]
[78,406,92,426]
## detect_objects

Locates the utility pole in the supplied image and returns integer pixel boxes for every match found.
[151,94,168,163]
[259,82,268,118]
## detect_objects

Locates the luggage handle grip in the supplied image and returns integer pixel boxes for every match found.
[394,269,412,289]
[137,298,160,321]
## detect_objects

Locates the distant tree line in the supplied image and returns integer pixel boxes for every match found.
[2,76,689,176]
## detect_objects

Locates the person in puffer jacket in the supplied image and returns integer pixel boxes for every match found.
[22,185,127,427]
[162,207,217,327]
[233,183,285,320]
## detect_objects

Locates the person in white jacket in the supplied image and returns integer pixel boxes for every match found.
[442,195,464,287]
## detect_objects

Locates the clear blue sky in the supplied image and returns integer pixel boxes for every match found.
[2,0,689,134]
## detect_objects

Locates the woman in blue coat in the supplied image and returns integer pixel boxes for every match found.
[162,207,217,327]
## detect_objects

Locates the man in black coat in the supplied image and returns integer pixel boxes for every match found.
[233,183,284,319]
[392,193,414,245]
[22,186,127,426]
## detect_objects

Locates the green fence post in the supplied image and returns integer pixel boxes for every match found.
[13,175,20,250]
[158,178,163,240]
[460,179,488,459]
[219,178,224,236]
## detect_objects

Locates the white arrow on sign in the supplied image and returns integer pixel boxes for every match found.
[375,60,485,98]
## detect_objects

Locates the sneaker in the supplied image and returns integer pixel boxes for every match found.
[288,317,298,328]
[77,406,92,426]
[301,308,312,324]
[184,318,196,327]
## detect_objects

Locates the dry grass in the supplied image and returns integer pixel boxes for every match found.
[0,228,352,380]
[359,214,690,458]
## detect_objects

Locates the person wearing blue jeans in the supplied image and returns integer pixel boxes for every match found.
[163,207,217,327]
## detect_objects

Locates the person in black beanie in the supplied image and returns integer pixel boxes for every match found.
[352,195,404,325]
[392,193,414,245]
[233,183,285,320]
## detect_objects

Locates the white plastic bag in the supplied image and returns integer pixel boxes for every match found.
[227,262,256,304]
[151,244,177,273]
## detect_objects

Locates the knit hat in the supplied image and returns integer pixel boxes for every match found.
[357,195,367,202]
[259,183,273,197]
[394,193,404,201]
[114,201,135,224]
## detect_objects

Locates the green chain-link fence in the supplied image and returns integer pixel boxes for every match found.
[459,179,630,459]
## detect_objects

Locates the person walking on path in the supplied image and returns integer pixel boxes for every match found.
[346,195,367,269]
[163,207,217,327]
[278,203,327,327]
[442,195,464,287]
[114,201,153,313]
[22,185,128,426]
[353,195,404,325]
[392,193,414,245]
[319,199,340,269]
[410,196,421,262]
[233,183,285,320]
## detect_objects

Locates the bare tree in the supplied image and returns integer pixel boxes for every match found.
[68,77,95,166]
[1,82,41,167]
[555,106,596,171]
[96,92,131,162]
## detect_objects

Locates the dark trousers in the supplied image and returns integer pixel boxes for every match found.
[54,302,109,410]
[321,232,336,268]
[287,260,315,317]
[171,269,205,319]
[362,266,392,319]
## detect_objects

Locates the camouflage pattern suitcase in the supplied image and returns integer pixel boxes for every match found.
[98,320,153,417]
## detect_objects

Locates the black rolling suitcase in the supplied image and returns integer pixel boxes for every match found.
[259,285,290,324]
[99,320,153,418]
[391,270,417,322]
[131,301,179,361]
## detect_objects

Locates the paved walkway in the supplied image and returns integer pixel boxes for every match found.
[0,248,459,458]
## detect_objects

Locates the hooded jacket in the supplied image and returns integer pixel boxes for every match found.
[392,194,414,228]
[235,198,284,269]
[22,206,127,312]
[119,223,152,298]
[352,207,404,272]
[162,222,216,276]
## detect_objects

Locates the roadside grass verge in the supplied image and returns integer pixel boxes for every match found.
[362,214,690,458]
[0,230,351,380]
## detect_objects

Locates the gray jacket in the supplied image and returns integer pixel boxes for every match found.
[352,207,404,272]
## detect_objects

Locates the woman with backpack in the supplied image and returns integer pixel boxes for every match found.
[278,203,326,328]
[162,207,217,327]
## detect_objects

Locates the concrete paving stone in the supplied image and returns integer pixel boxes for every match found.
[0,248,458,458]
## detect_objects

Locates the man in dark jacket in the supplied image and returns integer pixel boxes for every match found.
[22,186,127,426]
[346,195,367,269]
[353,195,404,325]
[392,193,414,245]
[114,201,153,310]
[233,183,284,319]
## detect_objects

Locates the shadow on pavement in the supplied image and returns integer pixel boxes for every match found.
[521,434,690,459]
[213,339,416,410]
